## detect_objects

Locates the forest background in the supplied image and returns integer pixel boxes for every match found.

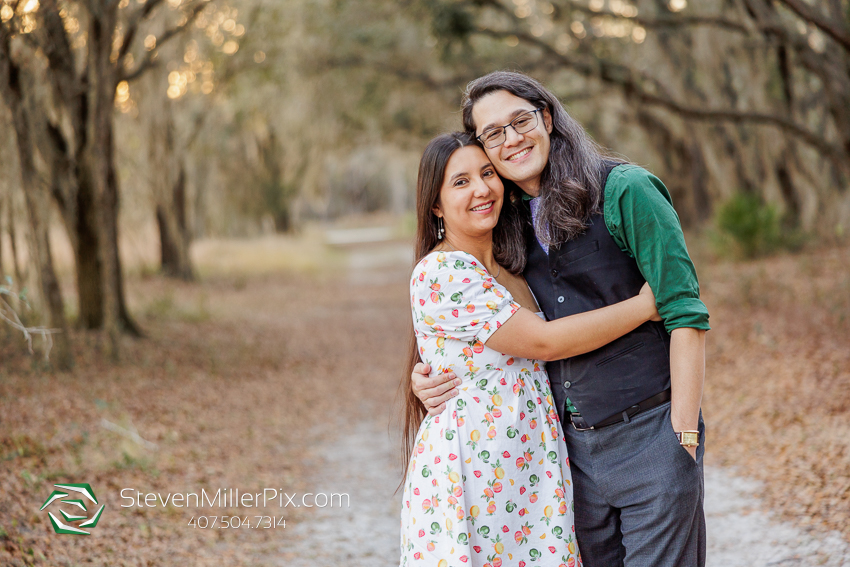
[1,0,849,565]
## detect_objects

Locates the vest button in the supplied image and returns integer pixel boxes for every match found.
[563,381,572,389]
[551,269,558,277]
[557,296,565,303]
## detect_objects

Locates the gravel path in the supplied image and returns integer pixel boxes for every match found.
[272,242,850,565]
[273,419,850,567]
[704,470,849,566]
[273,420,402,566]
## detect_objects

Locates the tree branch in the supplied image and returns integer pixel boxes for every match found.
[556,0,751,34]
[119,52,159,83]
[117,0,166,64]
[322,55,465,92]
[39,0,82,102]
[776,0,850,53]
[476,26,847,168]
[117,1,207,85]
[0,21,21,107]
[1,288,61,360]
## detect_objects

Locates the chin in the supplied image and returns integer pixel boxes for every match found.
[467,220,498,235]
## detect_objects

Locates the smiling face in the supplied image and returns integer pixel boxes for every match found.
[433,145,504,242]
[471,90,553,197]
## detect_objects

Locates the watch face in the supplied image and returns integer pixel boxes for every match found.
[681,432,699,446]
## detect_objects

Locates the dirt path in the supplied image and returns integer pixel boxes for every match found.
[272,421,402,566]
[264,238,850,566]
[272,419,849,566]
[704,469,849,566]
[2,236,847,566]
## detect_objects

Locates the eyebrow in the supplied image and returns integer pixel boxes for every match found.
[449,163,493,182]
[480,108,535,134]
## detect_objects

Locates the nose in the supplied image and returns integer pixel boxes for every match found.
[503,125,524,148]
[472,176,491,197]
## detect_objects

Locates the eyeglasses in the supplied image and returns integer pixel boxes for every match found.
[476,108,543,149]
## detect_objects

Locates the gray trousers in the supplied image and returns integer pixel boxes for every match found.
[564,402,706,567]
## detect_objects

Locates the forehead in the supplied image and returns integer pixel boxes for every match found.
[443,146,491,179]
[471,90,537,133]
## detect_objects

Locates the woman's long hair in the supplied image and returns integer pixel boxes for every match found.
[461,71,624,248]
[399,132,526,482]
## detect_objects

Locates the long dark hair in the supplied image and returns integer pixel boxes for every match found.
[400,131,525,480]
[461,71,624,248]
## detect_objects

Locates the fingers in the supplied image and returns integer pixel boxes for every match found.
[413,362,431,375]
[424,385,460,415]
[412,370,456,393]
[412,370,461,412]
[421,375,460,402]
[411,363,433,397]
[419,382,458,404]
[428,402,448,416]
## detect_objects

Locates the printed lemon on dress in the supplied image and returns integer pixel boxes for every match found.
[401,250,582,567]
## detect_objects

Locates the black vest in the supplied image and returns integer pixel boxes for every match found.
[523,165,671,427]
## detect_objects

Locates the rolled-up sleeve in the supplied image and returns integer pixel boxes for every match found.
[603,165,710,333]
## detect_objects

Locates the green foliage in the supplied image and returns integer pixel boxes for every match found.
[713,193,803,259]
[428,0,474,42]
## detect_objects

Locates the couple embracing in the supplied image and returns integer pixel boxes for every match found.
[400,71,709,567]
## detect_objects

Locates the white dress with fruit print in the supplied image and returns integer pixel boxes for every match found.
[400,250,581,567]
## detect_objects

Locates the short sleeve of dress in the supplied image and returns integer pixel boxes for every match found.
[411,251,521,344]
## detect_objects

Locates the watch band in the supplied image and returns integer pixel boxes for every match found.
[675,430,700,447]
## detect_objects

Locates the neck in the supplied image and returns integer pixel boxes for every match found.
[516,177,541,197]
[437,230,499,275]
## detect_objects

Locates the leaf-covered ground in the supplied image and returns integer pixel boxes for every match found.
[699,244,850,535]
[0,237,847,565]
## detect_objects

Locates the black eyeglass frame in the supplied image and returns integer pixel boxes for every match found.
[476,108,544,149]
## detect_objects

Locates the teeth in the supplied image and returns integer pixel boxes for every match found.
[507,147,531,161]
[471,202,492,211]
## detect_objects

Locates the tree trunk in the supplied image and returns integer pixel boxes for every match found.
[156,164,193,279]
[21,192,72,370]
[7,191,24,286]
[0,58,72,368]
[0,180,5,283]
[74,162,140,337]
[83,3,132,357]
[148,93,194,280]
[39,93,139,335]
[72,181,104,329]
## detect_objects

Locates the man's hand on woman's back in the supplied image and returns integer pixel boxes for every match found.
[411,363,460,416]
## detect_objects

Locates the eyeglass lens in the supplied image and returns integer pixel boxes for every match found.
[480,110,539,148]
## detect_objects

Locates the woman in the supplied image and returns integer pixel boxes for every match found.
[400,132,660,567]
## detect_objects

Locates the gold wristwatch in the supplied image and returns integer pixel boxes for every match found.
[675,430,700,447]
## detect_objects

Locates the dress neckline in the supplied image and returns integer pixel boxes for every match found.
[427,250,541,313]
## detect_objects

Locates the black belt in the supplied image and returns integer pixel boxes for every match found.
[569,389,671,431]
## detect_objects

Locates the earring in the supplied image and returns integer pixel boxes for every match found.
[437,217,444,239]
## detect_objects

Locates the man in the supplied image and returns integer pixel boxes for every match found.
[411,71,709,567]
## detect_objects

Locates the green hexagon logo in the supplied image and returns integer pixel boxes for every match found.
[40,483,105,535]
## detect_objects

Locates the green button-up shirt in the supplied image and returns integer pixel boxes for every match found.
[526,164,710,333]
